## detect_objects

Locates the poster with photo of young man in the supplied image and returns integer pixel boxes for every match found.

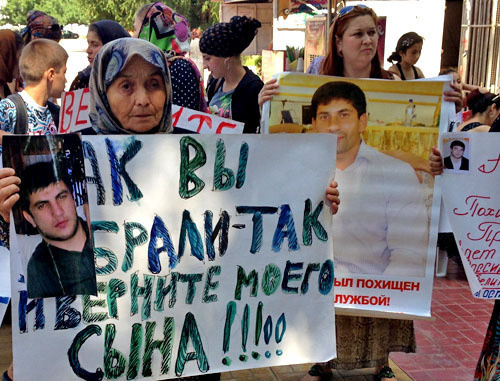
[2,134,96,299]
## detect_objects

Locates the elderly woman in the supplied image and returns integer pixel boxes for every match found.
[69,20,130,91]
[88,37,172,135]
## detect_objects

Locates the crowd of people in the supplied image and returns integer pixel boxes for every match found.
[0,2,498,381]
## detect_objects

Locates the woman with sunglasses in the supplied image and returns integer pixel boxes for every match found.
[259,5,433,381]
[259,5,462,111]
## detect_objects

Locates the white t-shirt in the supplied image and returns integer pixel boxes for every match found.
[333,142,429,277]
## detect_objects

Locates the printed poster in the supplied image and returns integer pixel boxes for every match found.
[262,72,447,318]
[8,134,337,379]
[440,132,500,298]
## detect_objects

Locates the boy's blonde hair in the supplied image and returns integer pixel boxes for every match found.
[20,39,68,84]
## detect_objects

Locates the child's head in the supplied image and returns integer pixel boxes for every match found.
[19,39,68,97]
[387,32,424,65]
[439,67,462,92]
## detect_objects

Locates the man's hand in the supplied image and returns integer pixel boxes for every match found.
[429,147,444,176]
[0,167,21,222]
[326,180,340,215]
[444,82,464,114]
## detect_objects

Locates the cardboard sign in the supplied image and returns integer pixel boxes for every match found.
[59,88,92,133]
[10,134,337,379]
[59,88,244,134]
[262,72,447,318]
[440,132,500,298]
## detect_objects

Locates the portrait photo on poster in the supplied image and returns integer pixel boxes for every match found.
[2,134,97,299]
[267,76,436,279]
[442,136,471,174]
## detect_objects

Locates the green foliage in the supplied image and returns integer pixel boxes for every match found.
[0,0,91,25]
[242,55,263,77]
[0,0,219,30]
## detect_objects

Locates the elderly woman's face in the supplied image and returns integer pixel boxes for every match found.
[335,15,378,68]
[107,55,166,133]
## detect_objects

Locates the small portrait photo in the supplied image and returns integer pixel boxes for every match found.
[442,137,471,174]
[2,134,97,299]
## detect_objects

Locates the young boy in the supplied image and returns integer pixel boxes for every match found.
[0,38,67,142]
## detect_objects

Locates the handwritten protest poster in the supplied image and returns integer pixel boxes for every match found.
[262,72,445,318]
[10,134,337,379]
[440,132,500,298]
[59,88,244,134]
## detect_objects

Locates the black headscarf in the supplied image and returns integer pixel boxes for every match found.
[91,20,130,46]
[199,16,261,57]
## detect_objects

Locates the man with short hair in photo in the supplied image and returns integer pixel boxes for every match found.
[443,140,469,171]
[311,81,428,277]
[19,160,96,298]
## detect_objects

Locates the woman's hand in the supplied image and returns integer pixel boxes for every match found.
[258,78,279,109]
[326,180,340,215]
[0,168,21,222]
[444,82,464,114]
[429,147,444,176]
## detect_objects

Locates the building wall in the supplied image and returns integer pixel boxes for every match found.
[220,2,273,55]
[363,0,446,77]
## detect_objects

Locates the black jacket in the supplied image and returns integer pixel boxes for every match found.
[444,156,469,171]
[206,67,263,133]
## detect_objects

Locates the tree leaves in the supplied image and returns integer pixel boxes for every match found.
[0,0,219,30]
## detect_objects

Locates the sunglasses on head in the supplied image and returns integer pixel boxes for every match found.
[336,4,368,19]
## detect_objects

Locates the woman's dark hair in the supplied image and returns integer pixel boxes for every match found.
[387,32,423,63]
[465,89,500,115]
[321,5,383,78]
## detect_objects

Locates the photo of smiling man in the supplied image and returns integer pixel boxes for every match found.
[19,160,96,299]
[310,81,429,277]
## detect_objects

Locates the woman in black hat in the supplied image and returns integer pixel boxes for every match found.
[200,16,263,133]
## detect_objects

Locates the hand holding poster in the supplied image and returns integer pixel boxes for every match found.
[6,134,337,380]
[440,132,500,298]
[262,73,446,318]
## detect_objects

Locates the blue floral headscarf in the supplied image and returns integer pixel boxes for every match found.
[89,38,172,134]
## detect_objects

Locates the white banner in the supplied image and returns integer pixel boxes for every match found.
[440,132,500,298]
[10,134,337,380]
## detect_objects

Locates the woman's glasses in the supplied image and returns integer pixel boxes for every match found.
[336,4,368,19]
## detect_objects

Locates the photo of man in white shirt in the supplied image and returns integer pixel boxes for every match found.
[311,81,428,277]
